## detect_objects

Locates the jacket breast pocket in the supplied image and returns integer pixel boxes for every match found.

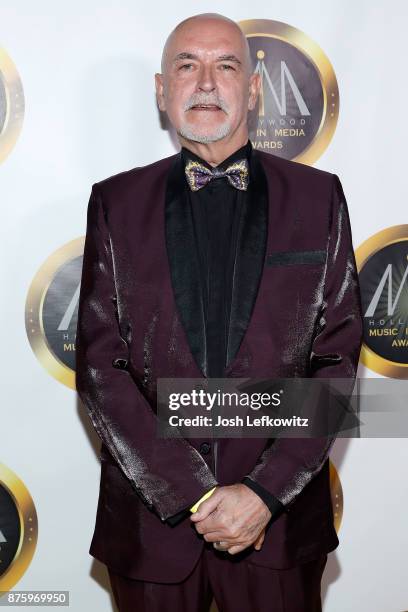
[266,249,326,266]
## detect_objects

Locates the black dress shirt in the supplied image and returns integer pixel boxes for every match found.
[181,141,249,379]
[166,140,285,526]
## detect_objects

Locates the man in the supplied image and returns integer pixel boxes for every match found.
[75,12,363,612]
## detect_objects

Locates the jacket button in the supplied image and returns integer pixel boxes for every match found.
[200,442,211,454]
[112,357,128,370]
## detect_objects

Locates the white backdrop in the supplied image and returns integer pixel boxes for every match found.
[1,1,408,611]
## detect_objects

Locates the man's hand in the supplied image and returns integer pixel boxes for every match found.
[190,484,271,555]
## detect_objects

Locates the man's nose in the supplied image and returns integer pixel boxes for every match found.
[197,65,216,91]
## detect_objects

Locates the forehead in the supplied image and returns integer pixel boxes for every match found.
[170,22,245,60]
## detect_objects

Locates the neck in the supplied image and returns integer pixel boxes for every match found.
[178,130,249,168]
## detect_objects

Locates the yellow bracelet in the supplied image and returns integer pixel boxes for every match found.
[190,486,217,513]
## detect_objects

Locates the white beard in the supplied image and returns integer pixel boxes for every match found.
[177,117,232,144]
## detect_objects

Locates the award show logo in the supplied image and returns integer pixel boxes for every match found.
[355,225,408,378]
[0,464,38,593]
[0,47,25,163]
[25,238,84,389]
[238,19,339,164]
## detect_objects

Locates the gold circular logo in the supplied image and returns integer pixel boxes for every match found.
[238,19,339,164]
[0,47,25,163]
[0,464,38,592]
[25,237,84,389]
[355,225,408,378]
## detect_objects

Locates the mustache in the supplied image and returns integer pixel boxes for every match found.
[184,95,228,112]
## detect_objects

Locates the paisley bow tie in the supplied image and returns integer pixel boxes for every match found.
[184,158,249,192]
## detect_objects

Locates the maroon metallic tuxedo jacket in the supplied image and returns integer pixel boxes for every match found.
[75,147,363,583]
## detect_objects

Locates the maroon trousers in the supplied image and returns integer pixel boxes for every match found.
[108,542,327,612]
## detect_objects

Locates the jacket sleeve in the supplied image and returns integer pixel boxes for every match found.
[242,174,364,510]
[75,184,218,522]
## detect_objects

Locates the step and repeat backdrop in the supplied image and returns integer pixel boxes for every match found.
[1,2,407,611]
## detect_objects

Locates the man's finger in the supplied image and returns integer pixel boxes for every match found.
[194,515,229,537]
[204,531,241,543]
[193,510,242,538]
[213,541,230,551]
[226,543,249,555]
[190,491,220,522]
[254,530,265,551]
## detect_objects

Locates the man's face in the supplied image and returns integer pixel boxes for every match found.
[155,19,260,144]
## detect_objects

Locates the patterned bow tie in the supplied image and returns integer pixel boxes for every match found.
[184,158,249,192]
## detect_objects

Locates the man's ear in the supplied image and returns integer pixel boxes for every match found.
[155,73,166,112]
[248,72,261,111]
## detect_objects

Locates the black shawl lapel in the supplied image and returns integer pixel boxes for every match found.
[225,149,269,369]
[165,152,208,377]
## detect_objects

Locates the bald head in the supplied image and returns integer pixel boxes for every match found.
[160,13,252,76]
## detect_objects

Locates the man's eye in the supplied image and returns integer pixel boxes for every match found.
[180,64,193,70]
[220,64,235,70]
